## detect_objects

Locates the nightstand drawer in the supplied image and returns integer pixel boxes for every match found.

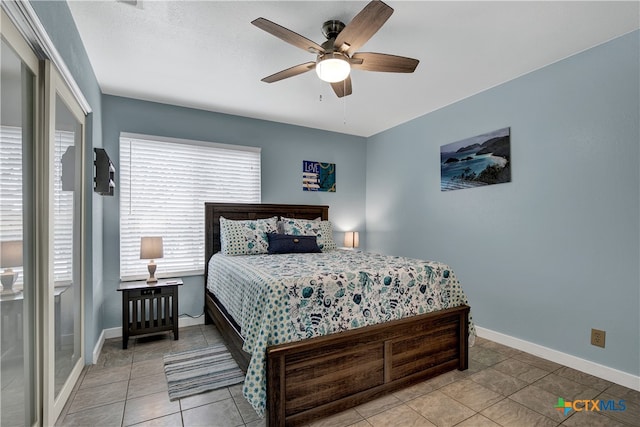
[129,286,172,298]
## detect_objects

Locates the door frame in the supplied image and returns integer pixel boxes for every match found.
[42,60,86,425]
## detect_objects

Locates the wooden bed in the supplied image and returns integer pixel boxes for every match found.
[204,202,469,426]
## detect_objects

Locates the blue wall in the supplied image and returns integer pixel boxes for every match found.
[365,31,640,376]
[101,95,367,328]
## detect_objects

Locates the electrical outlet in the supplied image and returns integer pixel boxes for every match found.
[591,329,606,348]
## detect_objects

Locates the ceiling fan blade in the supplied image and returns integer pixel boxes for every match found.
[351,52,419,73]
[330,76,352,98]
[261,62,316,83]
[252,18,325,54]
[334,0,393,55]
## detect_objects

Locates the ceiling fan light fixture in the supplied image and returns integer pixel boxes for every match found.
[252,1,418,97]
[316,52,351,83]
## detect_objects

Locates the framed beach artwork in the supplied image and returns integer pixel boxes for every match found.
[440,127,511,191]
[303,160,336,192]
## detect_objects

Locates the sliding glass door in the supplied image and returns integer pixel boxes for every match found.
[0,10,39,427]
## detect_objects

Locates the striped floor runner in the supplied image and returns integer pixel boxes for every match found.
[163,344,245,401]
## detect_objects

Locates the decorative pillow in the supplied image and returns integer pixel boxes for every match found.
[277,217,320,234]
[267,233,321,254]
[318,220,337,251]
[280,217,337,251]
[219,216,278,255]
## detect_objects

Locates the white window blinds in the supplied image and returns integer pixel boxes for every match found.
[53,129,75,284]
[1,126,74,285]
[0,126,24,287]
[0,126,23,243]
[119,134,261,280]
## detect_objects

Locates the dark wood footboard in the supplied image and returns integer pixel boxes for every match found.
[266,305,469,426]
[205,291,469,427]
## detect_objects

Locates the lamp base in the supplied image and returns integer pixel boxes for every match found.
[146,261,158,284]
[1,270,18,293]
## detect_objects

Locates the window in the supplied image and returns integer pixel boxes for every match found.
[119,133,261,280]
[0,126,23,241]
[53,128,76,284]
[0,126,24,287]
[1,125,75,286]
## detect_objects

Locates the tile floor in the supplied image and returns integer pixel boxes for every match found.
[56,324,639,427]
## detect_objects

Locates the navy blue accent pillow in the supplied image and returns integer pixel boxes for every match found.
[267,233,321,254]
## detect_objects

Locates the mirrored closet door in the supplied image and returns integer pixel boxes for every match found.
[43,61,86,425]
[2,7,87,425]
[1,9,39,427]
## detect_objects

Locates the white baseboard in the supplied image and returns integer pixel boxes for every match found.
[92,329,105,364]
[103,326,120,340]
[92,315,206,364]
[475,326,640,392]
[178,315,206,328]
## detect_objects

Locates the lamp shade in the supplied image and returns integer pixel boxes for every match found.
[140,237,163,260]
[344,231,359,249]
[316,52,351,83]
[1,240,23,268]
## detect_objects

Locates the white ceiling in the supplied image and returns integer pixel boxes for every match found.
[67,1,639,137]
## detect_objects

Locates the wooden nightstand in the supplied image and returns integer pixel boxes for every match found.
[117,278,183,349]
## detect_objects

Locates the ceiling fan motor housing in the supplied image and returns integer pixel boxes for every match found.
[321,20,346,40]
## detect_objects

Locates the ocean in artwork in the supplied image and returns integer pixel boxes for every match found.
[440,127,511,191]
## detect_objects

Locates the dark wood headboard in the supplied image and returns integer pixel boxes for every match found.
[204,203,329,280]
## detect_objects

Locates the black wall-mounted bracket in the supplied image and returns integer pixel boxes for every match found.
[94,148,115,196]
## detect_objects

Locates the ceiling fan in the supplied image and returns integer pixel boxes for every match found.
[252,0,419,98]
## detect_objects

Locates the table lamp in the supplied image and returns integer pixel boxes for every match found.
[344,231,359,249]
[140,236,163,283]
[1,240,23,292]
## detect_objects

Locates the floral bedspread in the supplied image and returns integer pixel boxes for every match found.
[207,250,475,417]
